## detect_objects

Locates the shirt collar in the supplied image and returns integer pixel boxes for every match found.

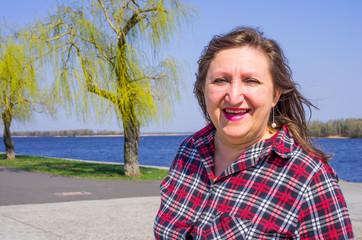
[260,125,296,160]
[192,123,216,180]
[192,124,296,181]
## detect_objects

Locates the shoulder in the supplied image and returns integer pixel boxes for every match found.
[290,145,338,188]
[270,126,337,184]
[191,123,216,140]
[177,123,215,153]
[170,123,215,168]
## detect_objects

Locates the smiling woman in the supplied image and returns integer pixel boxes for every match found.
[154,27,354,239]
[206,46,282,179]
[203,46,281,174]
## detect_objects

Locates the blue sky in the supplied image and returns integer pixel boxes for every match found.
[1,0,362,133]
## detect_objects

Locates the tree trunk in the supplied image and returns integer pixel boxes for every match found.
[123,119,141,177]
[2,110,15,160]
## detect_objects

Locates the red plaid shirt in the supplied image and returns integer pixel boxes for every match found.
[154,124,354,239]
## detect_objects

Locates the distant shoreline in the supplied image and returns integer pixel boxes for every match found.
[321,135,349,139]
[5,118,361,138]
[7,133,353,138]
[8,133,193,138]
[3,132,359,139]
[313,135,352,139]
[4,134,355,138]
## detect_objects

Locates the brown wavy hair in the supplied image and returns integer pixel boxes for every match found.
[194,27,330,163]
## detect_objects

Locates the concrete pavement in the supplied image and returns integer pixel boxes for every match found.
[0,166,162,205]
[339,181,362,239]
[0,197,160,240]
[0,167,361,239]
[0,166,162,239]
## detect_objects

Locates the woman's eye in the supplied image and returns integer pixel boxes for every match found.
[213,78,228,84]
[244,78,261,84]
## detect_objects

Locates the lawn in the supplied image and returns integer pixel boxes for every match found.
[0,154,169,180]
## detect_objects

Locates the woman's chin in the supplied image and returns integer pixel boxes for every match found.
[219,126,250,140]
[217,124,268,145]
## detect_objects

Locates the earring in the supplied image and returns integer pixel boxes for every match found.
[271,107,277,128]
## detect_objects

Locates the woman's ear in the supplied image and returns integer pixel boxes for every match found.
[273,88,282,107]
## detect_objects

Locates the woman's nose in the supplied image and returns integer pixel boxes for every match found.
[225,83,245,106]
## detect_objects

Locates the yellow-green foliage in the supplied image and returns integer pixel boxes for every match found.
[27,0,196,127]
[0,31,53,123]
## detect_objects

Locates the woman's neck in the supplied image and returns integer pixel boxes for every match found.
[213,128,275,179]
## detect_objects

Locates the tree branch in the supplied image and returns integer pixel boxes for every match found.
[96,0,118,34]
[30,42,71,61]
[71,32,113,62]
[130,0,141,10]
[118,6,160,47]
[87,83,118,104]
[132,73,168,83]
[70,40,119,105]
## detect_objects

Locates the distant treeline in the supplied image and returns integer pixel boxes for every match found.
[308,118,362,138]
[6,118,362,138]
[11,129,122,137]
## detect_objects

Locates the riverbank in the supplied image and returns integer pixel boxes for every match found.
[9,134,359,138]
[7,132,193,138]
[0,153,169,180]
[317,135,350,139]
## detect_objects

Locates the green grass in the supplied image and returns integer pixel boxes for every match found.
[0,154,169,180]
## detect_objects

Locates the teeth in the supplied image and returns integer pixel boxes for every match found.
[225,109,248,114]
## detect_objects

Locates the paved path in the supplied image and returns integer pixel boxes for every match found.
[339,181,362,239]
[0,197,161,240]
[0,167,162,205]
[0,167,361,239]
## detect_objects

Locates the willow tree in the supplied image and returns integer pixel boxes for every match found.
[0,32,53,160]
[31,0,195,176]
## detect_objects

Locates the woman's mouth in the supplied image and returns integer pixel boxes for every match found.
[223,108,250,121]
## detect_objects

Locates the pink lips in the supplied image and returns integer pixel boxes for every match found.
[223,108,249,121]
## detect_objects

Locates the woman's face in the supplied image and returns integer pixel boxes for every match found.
[204,46,280,146]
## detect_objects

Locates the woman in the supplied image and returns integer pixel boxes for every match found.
[154,27,354,239]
